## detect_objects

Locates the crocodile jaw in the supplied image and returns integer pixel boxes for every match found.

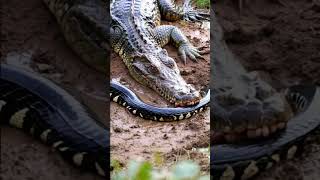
[129,53,201,107]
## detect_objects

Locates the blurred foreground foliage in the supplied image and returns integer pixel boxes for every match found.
[112,160,209,180]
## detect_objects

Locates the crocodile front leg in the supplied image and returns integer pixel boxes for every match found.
[152,25,204,64]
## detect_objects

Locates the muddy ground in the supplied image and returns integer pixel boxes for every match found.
[1,0,106,179]
[110,13,210,172]
[0,0,210,179]
[215,0,320,179]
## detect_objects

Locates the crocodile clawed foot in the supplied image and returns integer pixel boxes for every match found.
[184,11,210,22]
[183,0,210,22]
[178,44,205,64]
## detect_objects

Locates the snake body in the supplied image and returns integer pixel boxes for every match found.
[2,0,320,179]
[211,7,320,179]
[212,85,320,179]
[110,80,209,121]
[0,64,108,176]
[0,1,210,176]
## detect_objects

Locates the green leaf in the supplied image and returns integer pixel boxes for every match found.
[111,159,122,172]
[112,171,128,180]
[172,160,200,179]
[127,160,152,180]
[198,175,210,180]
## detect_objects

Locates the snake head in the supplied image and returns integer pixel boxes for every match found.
[130,49,200,107]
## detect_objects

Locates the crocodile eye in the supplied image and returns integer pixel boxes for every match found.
[148,65,160,74]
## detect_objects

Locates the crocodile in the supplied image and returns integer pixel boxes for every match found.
[211,13,293,143]
[1,0,210,178]
[41,0,211,121]
[2,0,319,179]
[110,0,210,107]
[211,10,320,180]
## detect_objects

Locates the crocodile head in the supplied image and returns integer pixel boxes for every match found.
[129,49,200,107]
[212,71,294,143]
[212,15,294,143]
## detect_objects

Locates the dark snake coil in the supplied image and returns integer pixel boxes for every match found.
[0,64,209,176]
[1,64,320,179]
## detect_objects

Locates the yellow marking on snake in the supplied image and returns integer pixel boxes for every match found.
[9,108,29,129]
[53,141,64,148]
[30,125,35,135]
[159,117,164,121]
[95,162,105,176]
[271,154,280,162]
[132,109,137,114]
[241,161,259,180]
[0,100,7,111]
[113,95,119,102]
[266,162,273,169]
[59,147,69,152]
[221,165,235,180]
[40,129,52,142]
[139,113,144,118]
[179,114,184,120]
[185,112,191,119]
[73,152,87,166]
[287,145,297,159]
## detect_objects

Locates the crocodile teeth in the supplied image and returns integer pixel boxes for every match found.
[255,128,262,137]
[277,122,286,129]
[270,124,277,133]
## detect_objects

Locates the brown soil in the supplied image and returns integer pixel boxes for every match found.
[0,0,210,180]
[110,19,210,170]
[1,0,106,179]
[215,0,320,179]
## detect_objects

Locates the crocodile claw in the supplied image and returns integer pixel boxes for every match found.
[184,11,210,22]
[178,44,205,64]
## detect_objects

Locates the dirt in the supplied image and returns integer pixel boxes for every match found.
[0,0,210,179]
[214,0,320,179]
[1,0,106,179]
[110,17,210,170]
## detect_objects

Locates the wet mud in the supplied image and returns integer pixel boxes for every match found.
[110,18,210,170]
